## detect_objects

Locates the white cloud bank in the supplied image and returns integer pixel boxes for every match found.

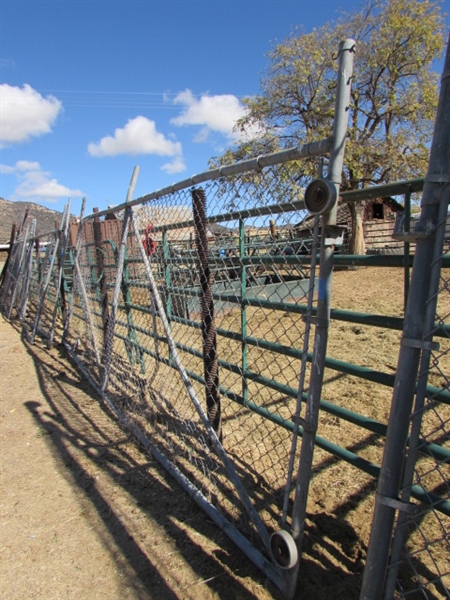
[87,116,181,157]
[170,89,260,142]
[1,161,84,203]
[87,115,185,174]
[0,84,62,147]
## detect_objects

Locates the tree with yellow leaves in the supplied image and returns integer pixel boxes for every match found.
[211,0,446,254]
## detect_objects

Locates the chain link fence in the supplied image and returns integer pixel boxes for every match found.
[1,38,449,600]
[383,207,450,600]
[67,165,319,543]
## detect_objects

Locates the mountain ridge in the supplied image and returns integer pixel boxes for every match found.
[0,198,75,243]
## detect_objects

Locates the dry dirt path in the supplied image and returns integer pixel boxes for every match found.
[0,317,279,600]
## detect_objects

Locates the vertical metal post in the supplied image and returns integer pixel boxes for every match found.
[93,207,110,347]
[18,220,37,321]
[281,215,320,526]
[284,39,355,599]
[239,218,249,405]
[0,224,17,288]
[192,187,222,441]
[383,189,449,599]
[31,205,68,342]
[360,36,450,600]
[403,187,411,309]
[162,228,173,363]
[62,198,86,341]
[6,222,31,319]
[130,207,272,553]
[72,245,103,374]
[101,166,139,392]
[48,199,72,345]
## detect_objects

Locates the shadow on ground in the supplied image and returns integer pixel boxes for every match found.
[17,324,424,600]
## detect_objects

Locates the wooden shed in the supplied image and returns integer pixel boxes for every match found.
[295,197,405,253]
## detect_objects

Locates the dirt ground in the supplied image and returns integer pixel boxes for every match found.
[0,266,448,599]
[0,317,281,600]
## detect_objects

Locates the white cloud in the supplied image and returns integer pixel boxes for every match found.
[171,89,260,142]
[161,157,187,175]
[1,161,84,203]
[0,84,62,147]
[87,116,182,158]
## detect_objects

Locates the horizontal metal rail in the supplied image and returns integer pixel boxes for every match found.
[86,175,425,223]
[112,318,449,465]
[110,328,450,516]
[85,137,333,221]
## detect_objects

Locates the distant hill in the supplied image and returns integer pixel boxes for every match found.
[0,198,74,244]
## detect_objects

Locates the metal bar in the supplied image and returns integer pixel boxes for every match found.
[129,207,273,555]
[288,38,355,598]
[101,166,139,392]
[192,187,222,439]
[6,221,31,319]
[18,220,37,321]
[62,198,86,340]
[110,178,424,235]
[360,36,450,600]
[239,218,249,405]
[282,215,319,525]
[72,248,103,374]
[384,170,450,600]
[48,199,72,345]
[85,137,332,220]
[62,336,284,594]
[31,212,65,343]
[93,207,110,346]
[403,188,412,309]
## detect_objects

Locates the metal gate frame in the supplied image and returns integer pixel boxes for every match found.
[1,37,448,600]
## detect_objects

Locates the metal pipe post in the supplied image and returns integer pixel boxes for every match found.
[285,38,355,599]
[101,166,139,392]
[48,199,72,344]
[360,35,450,600]
[62,198,86,341]
[129,208,272,554]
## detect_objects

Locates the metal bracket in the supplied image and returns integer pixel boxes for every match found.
[302,315,329,328]
[323,225,345,247]
[402,338,440,351]
[425,173,450,183]
[291,415,315,433]
[392,214,435,242]
[377,493,417,514]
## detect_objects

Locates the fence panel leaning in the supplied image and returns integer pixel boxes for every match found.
[65,167,328,594]
[0,37,449,600]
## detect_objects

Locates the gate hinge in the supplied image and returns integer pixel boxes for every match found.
[302,315,329,328]
[377,493,417,514]
[290,415,315,433]
[392,214,435,242]
[323,225,345,247]
[402,338,440,351]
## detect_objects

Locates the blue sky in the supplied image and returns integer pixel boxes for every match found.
[1,0,448,217]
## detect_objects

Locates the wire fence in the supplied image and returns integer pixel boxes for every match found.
[1,38,449,600]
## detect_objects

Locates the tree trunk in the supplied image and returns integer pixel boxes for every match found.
[348,201,366,255]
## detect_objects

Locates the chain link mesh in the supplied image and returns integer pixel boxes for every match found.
[64,165,314,542]
[385,211,450,599]
[1,166,448,595]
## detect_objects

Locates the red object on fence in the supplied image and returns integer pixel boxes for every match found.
[143,224,157,256]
